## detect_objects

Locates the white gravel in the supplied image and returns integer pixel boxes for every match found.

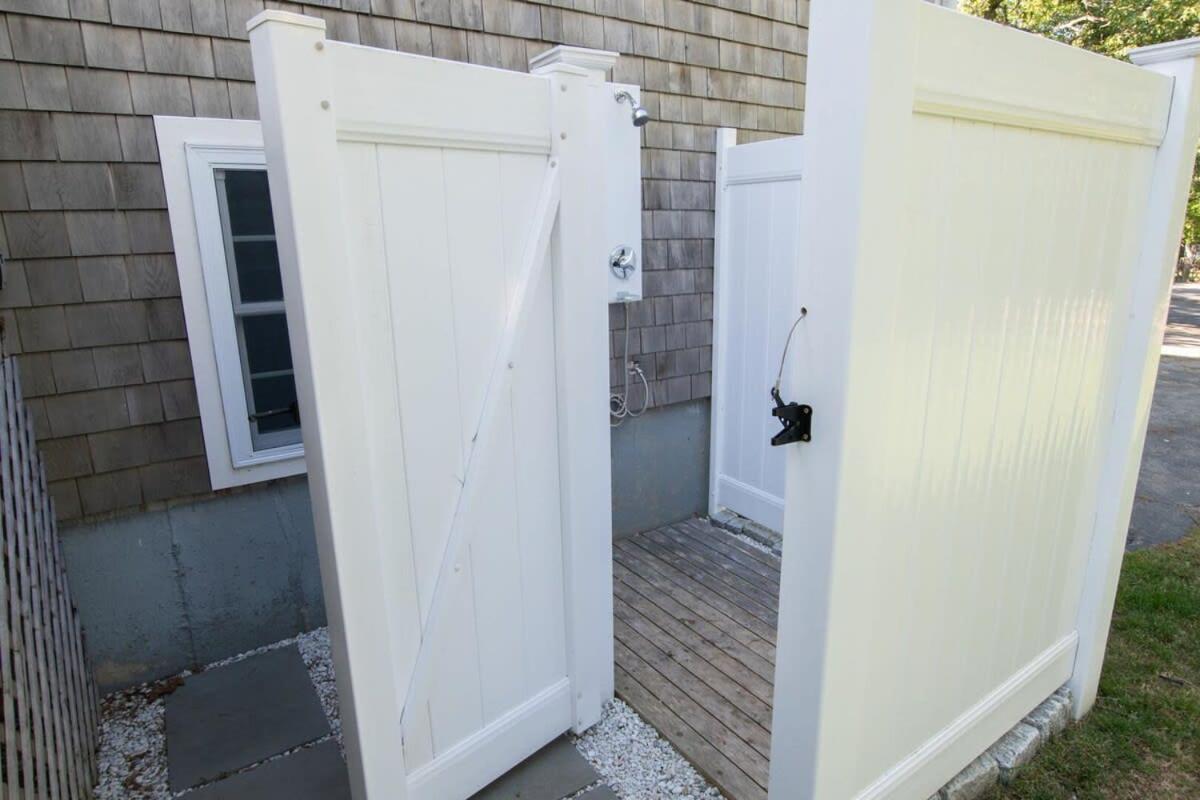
[574,699,723,800]
[729,530,777,557]
[98,628,721,799]
[96,682,170,800]
[296,627,341,747]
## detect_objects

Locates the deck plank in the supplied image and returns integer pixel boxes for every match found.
[615,540,777,643]
[613,519,782,800]
[641,527,780,605]
[614,595,774,718]
[675,520,781,577]
[616,641,770,788]
[614,578,775,693]
[625,535,779,628]
[678,519,781,567]
[613,559,776,663]
[614,616,772,752]
[658,524,781,592]
[615,666,767,800]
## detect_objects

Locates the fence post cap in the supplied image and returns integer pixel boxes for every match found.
[530,46,618,78]
[246,9,326,35]
[1130,37,1200,66]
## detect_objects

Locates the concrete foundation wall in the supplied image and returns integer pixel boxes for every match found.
[64,398,711,691]
[62,477,324,691]
[611,398,710,537]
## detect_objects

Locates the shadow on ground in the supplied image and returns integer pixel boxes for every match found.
[1129,284,1200,550]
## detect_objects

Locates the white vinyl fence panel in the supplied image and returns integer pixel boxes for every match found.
[710,132,804,533]
[770,3,1200,799]
[249,13,621,800]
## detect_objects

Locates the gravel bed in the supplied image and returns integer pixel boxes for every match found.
[98,628,721,799]
[574,699,723,800]
[296,627,342,747]
[96,683,170,800]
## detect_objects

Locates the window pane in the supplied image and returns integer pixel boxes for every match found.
[222,169,275,236]
[232,240,284,303]
[241,313,293,375]
[250,374,300,434]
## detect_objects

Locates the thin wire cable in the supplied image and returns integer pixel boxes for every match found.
[773,307,807,395]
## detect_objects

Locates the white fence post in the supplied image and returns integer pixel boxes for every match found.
[769,1,920,796]
[708,127,737,521]
[249,12,412,799]
[530,47,617,733]
[1069,38,1200,718]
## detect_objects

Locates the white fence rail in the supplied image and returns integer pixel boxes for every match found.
[1,355,100,799]
[249,13,620,800]
[769,3,1200,799]
[710,131,804,533]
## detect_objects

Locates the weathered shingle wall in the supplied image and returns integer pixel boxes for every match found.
[0,0,808,522]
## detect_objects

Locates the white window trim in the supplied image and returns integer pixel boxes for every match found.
[156,116,305,490]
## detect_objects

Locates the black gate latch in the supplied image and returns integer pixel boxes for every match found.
[770,387,811,447]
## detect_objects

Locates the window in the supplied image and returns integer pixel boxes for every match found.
[156,117,305,489]
[214,168,301,451]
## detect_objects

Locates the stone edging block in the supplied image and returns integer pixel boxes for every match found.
[933,687,1072,799]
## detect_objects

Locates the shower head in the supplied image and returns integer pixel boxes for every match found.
[614,89,651,127]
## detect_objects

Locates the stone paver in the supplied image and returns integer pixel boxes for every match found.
[940,754,999,800]
[470,736,600,800]
[166,646,329,791]
[577,786,619,799]
[1024,692,1070,739]
[186,741,350,800]
[1130,284,1200,549]
[991,723,1041,783]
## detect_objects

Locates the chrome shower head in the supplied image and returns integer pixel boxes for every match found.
[614,89,651,127]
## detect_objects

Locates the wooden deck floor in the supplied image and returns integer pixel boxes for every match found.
[613,518,779,800]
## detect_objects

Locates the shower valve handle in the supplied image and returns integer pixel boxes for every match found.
[610,244,637,279]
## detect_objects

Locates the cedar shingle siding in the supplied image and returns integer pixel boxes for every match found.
[0,0,809,522]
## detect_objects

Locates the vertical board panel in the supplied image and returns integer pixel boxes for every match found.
[808,115,1159,796]
[376,146,465,618]
[711,135,805,533]
[442,150,528,727]
[337,140,572,772]
[0,355,100,799]
[499,153,570,697]
[335,140,428,767]
[467,396,526,727]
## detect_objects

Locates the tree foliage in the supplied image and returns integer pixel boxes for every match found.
[962,0,1199,58]
[961,0,1200,272]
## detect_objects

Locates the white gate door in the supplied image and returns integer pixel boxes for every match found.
[248,12,624,800]
[710,131,804,533]
[771,3,1200,799]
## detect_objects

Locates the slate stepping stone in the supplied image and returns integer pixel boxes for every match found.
[470,736,599,800]
[166,646,330,791]
[577,786,618,800]
[186,741,351,800]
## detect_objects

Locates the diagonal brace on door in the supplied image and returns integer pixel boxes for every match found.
[399,160,562,724]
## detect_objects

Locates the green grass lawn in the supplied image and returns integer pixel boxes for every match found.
[984,530,1200,799]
